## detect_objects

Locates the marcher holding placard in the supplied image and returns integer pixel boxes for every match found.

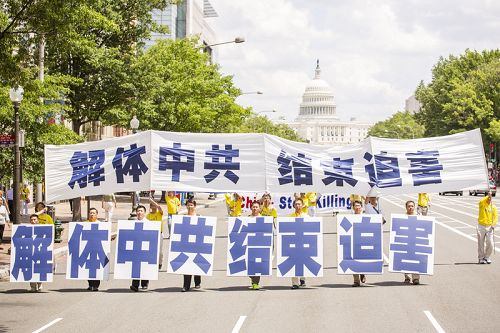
[248,200,263,290]
[404,200,421,285]
[352,200,366,287]
[288,198,309,289]
[130,205,151,292]
[85,208,101,291]
[28,214,44,292]
[181,198,202,292]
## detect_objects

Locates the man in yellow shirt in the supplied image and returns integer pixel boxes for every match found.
[417,193,430,216]
[225,193,242,217]
[165,191,181,238]
[477,191,498,264]
[147,198,164,268]
[34,202,54,225]
[288,198,309,289]
[20,183,30,215]
[85,208,101,291]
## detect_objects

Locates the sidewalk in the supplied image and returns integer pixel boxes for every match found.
[0,193,223,280]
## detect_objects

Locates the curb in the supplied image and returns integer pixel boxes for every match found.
[0,197,224,281]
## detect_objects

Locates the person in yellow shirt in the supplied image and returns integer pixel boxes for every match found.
[417,193,430,216]
[403,200,421,285]
[20,183,30,216]
[248,200,264,290]
[294,193,310,215]
[260,193,277,220]
[165,191,181,238]
[477,191,498,264]
[288,198,309,289]
[29,214,45,292]
[225,193,242,217]
[351,200,366,287]
[34,202,54,225]
[85,208,101,291]
[147,198,164,268]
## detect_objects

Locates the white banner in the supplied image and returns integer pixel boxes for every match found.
[337,214,384,274]
[167,215,217,276]
[45,129,489,202]
[389,214,436,275]
[276,217,323,277]
[227,216,274,277]
[10,225,54,282]
[114,220,161,280]
[66,222,112,280]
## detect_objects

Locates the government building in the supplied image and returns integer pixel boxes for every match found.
[289,61,371,145]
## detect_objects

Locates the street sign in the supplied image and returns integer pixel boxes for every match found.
[0,134,15,147]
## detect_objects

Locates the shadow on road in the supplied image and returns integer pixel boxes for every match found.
[153,287,187,293]
[52,288,90,293]
[0,289,31,294]
[454,262,480,265]
[370,281,427,287]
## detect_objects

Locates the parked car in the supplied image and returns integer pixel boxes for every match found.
[439,191,463,196]
[469,181,497,196]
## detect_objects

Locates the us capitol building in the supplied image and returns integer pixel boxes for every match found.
[289,61,371,145]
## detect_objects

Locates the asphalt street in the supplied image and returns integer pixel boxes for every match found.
[1,194,499,333]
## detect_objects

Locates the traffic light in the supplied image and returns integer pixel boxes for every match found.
[490,143,496,162]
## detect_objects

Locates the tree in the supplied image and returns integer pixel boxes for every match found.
[415,49,500,141]
[131,38,251,133]
[367,111,424,139]
[238,115,306,142]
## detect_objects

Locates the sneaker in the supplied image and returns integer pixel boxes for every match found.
[291,285,299,289]
[299,279,306,287]
[404,278,411,284]
[479,258,487,264]
[130,285,139,292]
[37,285,43,291]
[485,258,492,264]
[181,287,188,292]
[29,287,37,292]
[87,287,92,291]
[352,282,361,287]
[194,285,200,289]
[252,283,260,290]
[360,274,366,283]
[92,287,99,291]
[412,279,420,285]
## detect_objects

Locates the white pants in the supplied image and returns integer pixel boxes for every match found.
[308,206,316,217]
[477,224,494,259]
[103,202,114,222]
[291,277,305,285]
[21,201,29,215]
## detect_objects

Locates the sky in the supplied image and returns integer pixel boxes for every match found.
[209,0,500,125]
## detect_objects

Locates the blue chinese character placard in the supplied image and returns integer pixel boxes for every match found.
[337,214,383,274]
[66,222,111,280]
[227,216,274,277]
[10,224,54,282]
[167,215,217,276]
[389,214,435,275]
[276,217,323,277]
[114,220,161,280]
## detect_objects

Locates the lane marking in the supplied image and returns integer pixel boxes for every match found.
[32,318,63,333]
[424,311,446,333]
[231,316,247,333]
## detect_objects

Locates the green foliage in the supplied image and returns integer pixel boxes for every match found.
[131,38,251,133]
[367,111,424,139]
[238,115,306,142]
[415,49,500,143]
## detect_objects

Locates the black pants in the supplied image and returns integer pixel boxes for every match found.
[0,224,4,244]
[88,280,100,288]
[250,276,260,284]
[183,275,201,289]
[132,279,149,288]
[7,200,13,221]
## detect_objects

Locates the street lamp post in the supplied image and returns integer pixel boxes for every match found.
[204,37,245,49]
[129,116,140,219]
[241,91,263,95]
[9,86,24,225]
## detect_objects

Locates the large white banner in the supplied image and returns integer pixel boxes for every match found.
[276,217,323,278]
[227,216,274,277]
[66,222,112,280]
[114,220,161,280]
[10,225,54,282]
[45,129,489,202]
[167,215,217,276]
[389,214,436,275]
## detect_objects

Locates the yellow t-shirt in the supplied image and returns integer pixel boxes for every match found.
[288,211,309,218]
[478,197,498,227]
[418,193,430,207]
[21,187,29,200]
[306,192,317,207]
[261,206,277,219]
[166,196,181,214]
[147,211,164,232]
[225,193,242,217]
[38,213,54,225]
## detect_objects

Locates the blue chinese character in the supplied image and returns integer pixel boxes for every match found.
[170,216,214,273]
[406,150,443,186]
[158,142,195,182]
[204,145,240,184]
[278,218,321,276]
[116,222,159,278]
[321,157,358,187]
[68,150,105,189]
[112,144,149,183]
[68,223,109,279]
[390,216,433,273]
[228,217,273,275]
[365,152,402,188]
[339,216,383,273]
[11,225,53,281]
[277,150,313,186]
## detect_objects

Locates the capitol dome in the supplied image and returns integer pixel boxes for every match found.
[298,60,338,119]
